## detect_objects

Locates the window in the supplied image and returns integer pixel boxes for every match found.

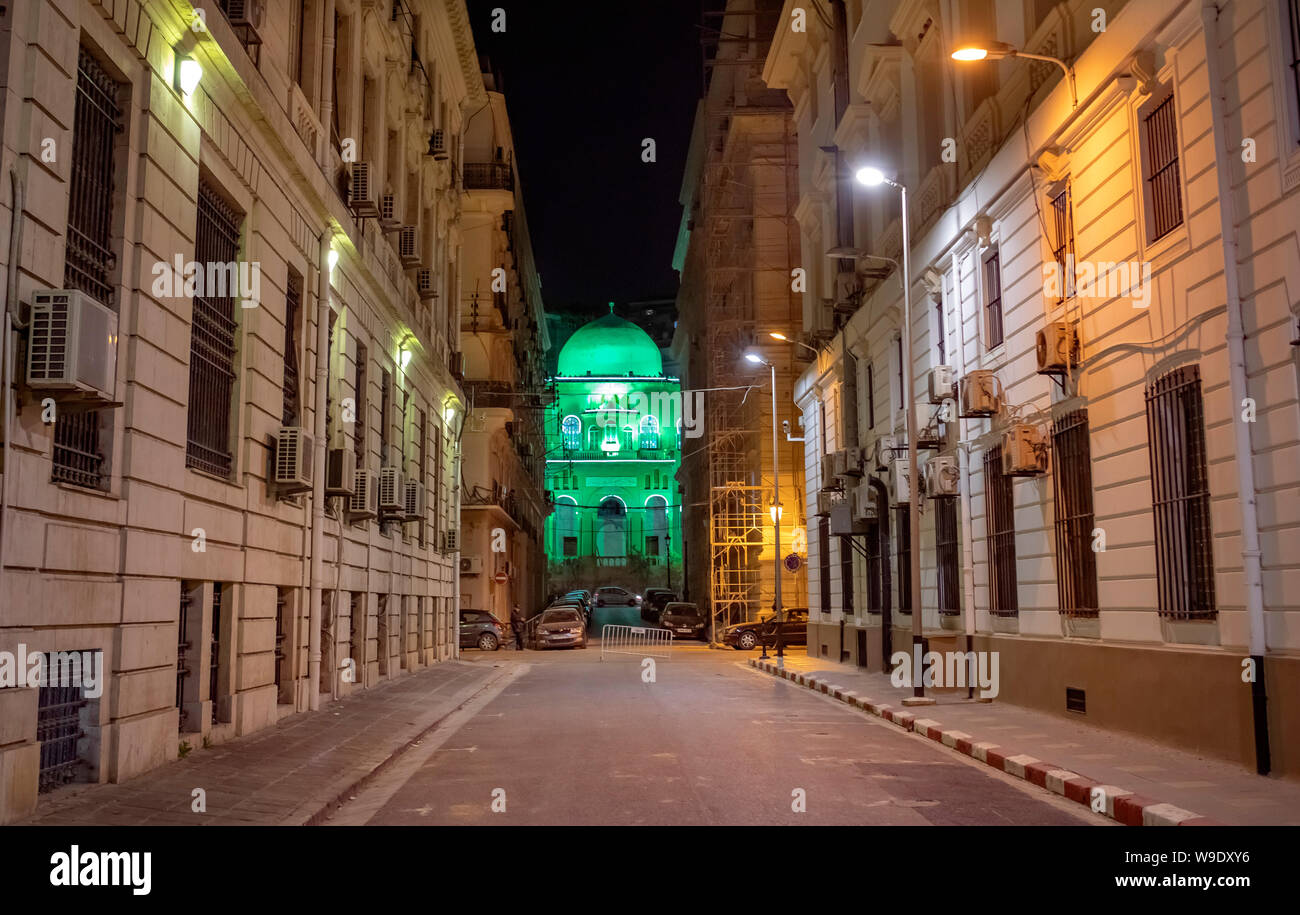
[1143,91,1183,242]
[839,533,854,615]
[561,415,581,450]
[936,498,960,615]
[283,271,302,426]
[415,405,427,546]
[983,249,1003,349]
[1145,365,1216,619]
[54,48,123,489]
[818,517,831,615]
[563,537,578,557]
[1052,410,1099,617]
[1050,183,1074,302]
[865,362,875,430]
[934,295,947,365]
[896,507,912,614]
[1288,0,1300,137]
[274,587,291,700]
[350,592,365,680]
[376,593,389,676]
[186,182,241,478]
[985,447,1018,616]
[380,368,392,466]
[895,336,904,410]
[638,415,660,450]
[354,341,367,459]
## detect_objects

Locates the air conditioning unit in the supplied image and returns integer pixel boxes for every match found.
[27,290,118,401]
[1002,423,1048,476]
[871,434,898,472]
[347,469,378,520]
[429,128,449,161]
[814,490,840,517]
[273,427,313,493]
[349,162,379,217]
[377,466,406,512]
[403,480,425,521]
[326,448,357,496]
[891,459,911,503]
[417,268,437,301]
[853,482,878,521]
[1036,321,1081,375]
[460,555,483,575]
[379,192,401,231]
[959,369,1001,417]
[444,527,460,551]
[924,454,960,497]
[929,364,957,404]
[225,0,265,32]
[830,493,869,536]
[841,447,865,477]
[397,226,421,268]
[908,404,943,449]
[820,453,841,490]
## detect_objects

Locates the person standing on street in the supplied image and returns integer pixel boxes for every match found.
[510,603,525,650]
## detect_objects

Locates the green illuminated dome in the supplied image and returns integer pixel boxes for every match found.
[557,309,663,377]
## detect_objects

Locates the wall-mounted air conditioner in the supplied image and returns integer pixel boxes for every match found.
[841,447,865,477]
[891,459,911,504]
[397,226,421,268]
[403,480,425,522]
[912,404,943,449]
[225,0,265,36]
[326,448,356,496]
[959,369,1001,417]
[274,427,314,493]
[349,162,379,217]
[1002,423,1048,476]
[924,454,960,497]
[460,555,483,575]
[929,364,957,404]
[379,466,406,511]
[27,290,118,401]
[853,481,878,521]
[347,469,379,520]
[871,434,898,472]
[829,493,869,536]
[820,453,842,491]
[1036,321,1080,375]
[814,490,839,517]
[379,193,401,231]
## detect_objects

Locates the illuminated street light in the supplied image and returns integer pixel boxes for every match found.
[743,351,785,664]
[951,40,1076,108]
[769,332,820,358]
[174,53,202,96]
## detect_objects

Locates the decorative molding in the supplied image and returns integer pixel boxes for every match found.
[861,47,902,124]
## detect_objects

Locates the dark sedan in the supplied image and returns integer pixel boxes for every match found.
[458,609,504,651]
[659,602,707,641]
[722,608,809,650]
[530,607,588,650]
[640,588,679,622]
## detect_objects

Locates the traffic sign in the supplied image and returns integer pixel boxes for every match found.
[784,553,802,573]
[494,571,509,584]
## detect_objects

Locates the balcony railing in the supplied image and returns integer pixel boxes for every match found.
[464,162,514,191]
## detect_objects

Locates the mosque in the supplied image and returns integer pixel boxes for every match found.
[544,308,684,593]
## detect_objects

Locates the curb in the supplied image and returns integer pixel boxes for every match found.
[748,658,1222,827]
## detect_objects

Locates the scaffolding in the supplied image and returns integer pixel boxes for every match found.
[697,1,802,633]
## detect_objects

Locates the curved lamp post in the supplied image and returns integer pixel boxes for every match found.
[950,40,1077,108]
[745,352,785,664]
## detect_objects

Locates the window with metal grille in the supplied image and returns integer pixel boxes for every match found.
[54,49,124,489]
[177,586,193,727]
[896,506,912,614]
[350,592,364,676]
[985,446,1019,616]
[274,587,290,696]
[818,517,831,614]
[186,183,241,478]
[209,583,224,723]
[1289,0,1300,137]
[895,336,904,410]
[865,510,883,612]
[1050,183,1074,302]
[984,249,1004,349]
[377,593,390,675]
[1143,92,1183,242]
[865,363,875,430]
[282,272,301,426]
[353,340,367,458]
[37,672,88,793]
[380,368,392,466]
[416,405,427,546]
[839,534,854,614]
[562,415,581,450]
[934,295,947,365]
[1052,410,1099,617]
[1145,365,1217,619]
[936,498,960,615]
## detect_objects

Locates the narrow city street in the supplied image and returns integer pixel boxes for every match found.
[328,638,1102,826]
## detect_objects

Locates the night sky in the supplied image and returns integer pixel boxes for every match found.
[466,1,724,314]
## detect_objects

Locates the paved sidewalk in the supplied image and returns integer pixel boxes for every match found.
[748,651,1300,825]
[20,660,507,826]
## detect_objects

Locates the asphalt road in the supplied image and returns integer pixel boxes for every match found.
[329,639,1104,826]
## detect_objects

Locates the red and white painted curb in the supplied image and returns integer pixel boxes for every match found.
[749,658,1222,826]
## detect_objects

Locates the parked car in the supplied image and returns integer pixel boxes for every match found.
[530,607,588,650]
[458,609,505,651]
[640,588,679,621]
[594,586,640,607]
[722,608,809,650]
[659,602,707,641]
[563,590,593,619]
[548,596,590,626]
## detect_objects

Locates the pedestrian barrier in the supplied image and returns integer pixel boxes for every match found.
[600,624,673,660]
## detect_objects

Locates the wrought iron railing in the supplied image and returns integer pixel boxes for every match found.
[464,162,514,191]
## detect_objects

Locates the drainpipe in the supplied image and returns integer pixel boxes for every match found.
[308,232,332,712]
[0,170,23,592]
[950,249,978,697]
[1201,0,1269,774]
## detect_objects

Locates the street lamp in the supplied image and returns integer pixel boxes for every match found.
[769,332,820,358]
[950,40,1077,108]
[852,166,929,704]
[744,351,785,664]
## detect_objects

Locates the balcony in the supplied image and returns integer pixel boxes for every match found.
[464,162,515,192]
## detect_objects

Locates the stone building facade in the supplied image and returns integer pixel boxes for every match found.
[765,0,1300,773]
[0,0,485,822]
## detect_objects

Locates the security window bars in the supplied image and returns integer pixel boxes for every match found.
[354,341,367,458]
[839,534,854,614]
[1050,184,1074,302]
[896,507,912,614]
[416,405,427,546]
[936,498,960,615]
[209,583,224,723]
[818,517,831,614]
[380,368,392,467]
[561,415,581,450]
[37,673,88,793]
[1052,410,1099,617]
[985,446,1019,616]
[1289,0,1300,137]
[1144,92,1183,242]
[865,507,882,613]
[984,249,1004,349]
[1145,365,1217,619]
[54,49,123,489]
[186,183,241,478]
[350,592,364,677]
[866,363,875,430]
[274,588,289,692]
[176,587,192,727]
[934,297,947,365]
[283,272,301,426]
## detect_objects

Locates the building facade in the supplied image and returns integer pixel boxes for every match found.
[765,0,1300,773]
[544,310,683,595]
[458,66,550,620]
[0,0,485,822]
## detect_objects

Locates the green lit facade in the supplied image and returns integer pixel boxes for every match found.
[545,311,683,591]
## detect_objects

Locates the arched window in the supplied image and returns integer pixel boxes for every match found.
[561,415,581,450]
[645,495,668,558]
[638,415,660,449]
[555,496,579,558]
[597,497,627,558]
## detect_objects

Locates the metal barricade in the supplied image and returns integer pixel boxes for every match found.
[600,624,673,660]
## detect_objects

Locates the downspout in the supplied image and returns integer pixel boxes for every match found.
[1201,0,1269,774]
[0,170,23,590]
[950,249,978,698]
[308,232,332,712]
